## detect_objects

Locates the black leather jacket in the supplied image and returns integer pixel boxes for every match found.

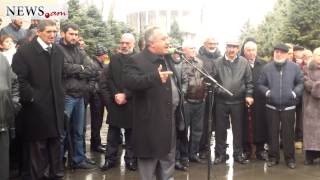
[58,41,95,98]
[213,55,253,104]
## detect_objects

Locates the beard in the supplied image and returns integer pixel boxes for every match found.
[207,48,216,53]
[121,48,133,55]
[274,58,286,64]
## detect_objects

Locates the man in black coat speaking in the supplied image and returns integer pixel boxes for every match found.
[123,26,185,180]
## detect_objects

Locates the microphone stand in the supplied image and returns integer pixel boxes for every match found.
[181,55,233,180]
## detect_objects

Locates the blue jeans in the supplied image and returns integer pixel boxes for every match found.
[60,95,86,164]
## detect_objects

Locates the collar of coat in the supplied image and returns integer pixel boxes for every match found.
[222,54,240,64]
[32,36,57,55]
[142,48,181,86]
[142,48,168,63]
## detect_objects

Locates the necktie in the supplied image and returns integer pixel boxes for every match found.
[46,46,52,55]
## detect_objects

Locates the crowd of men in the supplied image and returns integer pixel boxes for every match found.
[1,18,320,180]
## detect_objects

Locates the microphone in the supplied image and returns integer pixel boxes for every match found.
[168,48,184,55]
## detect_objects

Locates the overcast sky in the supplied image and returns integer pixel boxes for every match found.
[103,0,277,44]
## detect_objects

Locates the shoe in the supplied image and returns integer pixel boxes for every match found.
[125,161,137,171]
[256,151,268,161]
[287,162,296,169]
[199,151,207,159]
[189,155,202,163]
[295,142,302,149]
[175,161,188,171]
[181,159,190,167]
[101,161,116,171]
[304,159,314,165]
[234,155,250,164]
[91,145,106,153]
[85,158,96,165]
[243,152,252,160]
[267,160,279,167]
[74,161,96,169]
[214,155,229,165]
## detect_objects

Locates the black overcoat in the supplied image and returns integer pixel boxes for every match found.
[242,58,267,144]
[100,53,134,128]
[12,38,64,141]
[123,49,185,158]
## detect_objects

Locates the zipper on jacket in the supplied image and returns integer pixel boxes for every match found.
[280,69,283,108]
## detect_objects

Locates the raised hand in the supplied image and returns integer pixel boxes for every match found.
[158,64,173,83]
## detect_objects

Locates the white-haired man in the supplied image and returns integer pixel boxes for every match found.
[242,41,268,161]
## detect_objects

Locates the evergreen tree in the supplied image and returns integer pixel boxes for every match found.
[279,0,320,50]
[169,20,183,46]
[62,0,135,57]
[254,0,290,58]
[239,20,257,44]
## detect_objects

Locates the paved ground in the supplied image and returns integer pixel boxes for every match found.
[62,110,320,180]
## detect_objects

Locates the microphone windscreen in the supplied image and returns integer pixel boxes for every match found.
[168,48,177,54]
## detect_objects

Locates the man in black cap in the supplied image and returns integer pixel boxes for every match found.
[293,45,304,64]
[293,45,305,149]
[258,43,304,169]
[88,45,109,153]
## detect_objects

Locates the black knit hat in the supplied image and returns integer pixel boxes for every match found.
[274,43,289,53]
[95,45,109,56]
[293,45,304,51]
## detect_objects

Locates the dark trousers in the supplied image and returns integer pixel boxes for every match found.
[176,130,188,161]
[0,131,9,180]
[138,144,175,180]
[105,125,135,164]
[199,95,215,154]
[215,102,244,157]
[89,93,104,148]
[183,102,205,156]
[305,150,320,161]
[266,108,295,162]
[29,137,62,180]
[295,102,303,141]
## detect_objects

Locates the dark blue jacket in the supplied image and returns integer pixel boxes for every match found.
[258,60,304,110]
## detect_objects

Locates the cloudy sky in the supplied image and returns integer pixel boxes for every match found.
[103,0,277,45]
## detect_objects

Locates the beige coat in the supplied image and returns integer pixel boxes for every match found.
[303,61,320,150]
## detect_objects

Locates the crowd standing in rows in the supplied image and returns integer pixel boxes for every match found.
[1,18,320,180]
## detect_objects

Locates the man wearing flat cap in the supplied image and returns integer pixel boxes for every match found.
[213,40,253,165]
[88,45,109,153]
[293,45,305,149]
[258,43,304,169]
